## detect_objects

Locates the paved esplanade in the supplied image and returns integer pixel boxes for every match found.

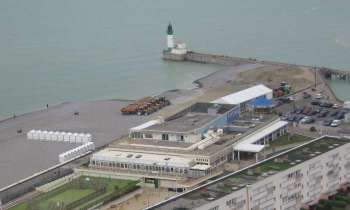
[0,100,149,189]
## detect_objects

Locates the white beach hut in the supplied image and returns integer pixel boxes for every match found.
[64,132,72,142]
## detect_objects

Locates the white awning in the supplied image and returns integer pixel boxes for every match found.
[233,120,288,153]
[212,84,272,105]
[130,120,161,132]
[191,164,211,171]
[234,144,265,153]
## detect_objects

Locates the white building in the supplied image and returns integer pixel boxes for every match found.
[212,84,273,112]
[147,136,350,210]
[165,23,187,56]
[129,103,240,143]
[90,149,197,177]
[86,117,289,191]
[233,120,289,162]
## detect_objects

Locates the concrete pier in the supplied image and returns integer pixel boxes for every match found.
[163,51,256,66]
[163,51,350,82]
[319,67,350,81]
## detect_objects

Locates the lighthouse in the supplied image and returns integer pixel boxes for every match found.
[167,23,175,49]
[163,23,187,60]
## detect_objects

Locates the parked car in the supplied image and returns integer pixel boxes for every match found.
[330,111,339,117]
[302,106,312,115]
[320,102,333,108]
[330,120,342,127]
[322,120,332,126]
[303,92,312,99]
[309,110,318,116]
[317,110,329,118]
[279,97,291,103]
[294,108,303,114]
[300,116,315,124]
[311,100,320,106]
[287,115,296,122]
[335,112,345,120]
[295,115,304,123]
[281,115,288,121]
[314,93,323,99]
[332,104,340,109]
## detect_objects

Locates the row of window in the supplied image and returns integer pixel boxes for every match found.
[90,160,188,174]
[131,132,186,141]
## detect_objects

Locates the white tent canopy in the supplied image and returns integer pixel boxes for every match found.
[212,84,272,105]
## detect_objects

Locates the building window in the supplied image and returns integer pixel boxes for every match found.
[144,133,153,139]
[132,132,142,139]
[180,135,184,141]
[162,134,169,140]
[208,206,219,210]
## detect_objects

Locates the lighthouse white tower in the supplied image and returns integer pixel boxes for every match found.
[167,23,175,49]
[163,23,187,60]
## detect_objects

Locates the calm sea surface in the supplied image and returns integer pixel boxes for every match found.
[0,0,350,118]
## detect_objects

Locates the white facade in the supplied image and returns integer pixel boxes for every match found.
[167,34,174,49]
[171,43,187,55]
[195,143,350,210]
[149,137,350,210]
[90,149,196,177]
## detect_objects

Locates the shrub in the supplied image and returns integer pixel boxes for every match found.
[310,127,317,132]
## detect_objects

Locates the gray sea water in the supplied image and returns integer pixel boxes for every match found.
[0,0,350,118]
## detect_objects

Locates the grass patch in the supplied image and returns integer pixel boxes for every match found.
[269,134,311,147]
[9,176,139,210]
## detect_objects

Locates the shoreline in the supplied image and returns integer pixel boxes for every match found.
[0,62,343,123]
[0,58,344,205]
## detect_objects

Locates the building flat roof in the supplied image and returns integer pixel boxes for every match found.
[146,136,350,210]
[145,113,216,133]
[92,148,194,168]
[233,120,289,153]
[212,84,272,105]
[138,103,236,134]
[111,116,280,157]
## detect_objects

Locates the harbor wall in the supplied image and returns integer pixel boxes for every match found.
[184,51,256,66]
[163,51,256,66]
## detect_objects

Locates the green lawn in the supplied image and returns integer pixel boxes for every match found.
[9,176,138,210]
[269,134,311,147]
[7,203,27,210]
[38,189,94,210]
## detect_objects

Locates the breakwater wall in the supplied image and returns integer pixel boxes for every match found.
[319,67,350,81]
[164,51,350,82]
[165,50,349,80]
[163,51,257,66]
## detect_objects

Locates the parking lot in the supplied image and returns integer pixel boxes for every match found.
[274,90,349,132]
